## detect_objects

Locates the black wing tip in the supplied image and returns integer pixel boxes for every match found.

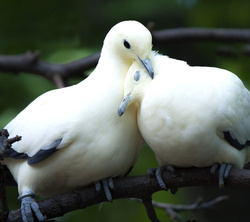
[4,138,63,165]
[28,138,62,165]
[28,148,58,165]
[4,148,28,159]
[223,131,249,151]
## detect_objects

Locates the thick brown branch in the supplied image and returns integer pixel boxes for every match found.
[6,168,250,221]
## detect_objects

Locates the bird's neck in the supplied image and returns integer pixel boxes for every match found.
[92,50,133,83]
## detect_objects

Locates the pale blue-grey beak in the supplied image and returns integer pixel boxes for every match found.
[138,57,154,79]
[118,94,131,116]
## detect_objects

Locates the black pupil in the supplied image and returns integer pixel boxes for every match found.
[123,40,131,49]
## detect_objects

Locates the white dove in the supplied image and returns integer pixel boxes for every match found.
[118,53,250,191]
[1,20,154,222]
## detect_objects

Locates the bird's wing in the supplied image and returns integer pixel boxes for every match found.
[157,62,250,151]
[213,69,250,150]
[4,86,78,162]
[222,131,250,150]
[4,138,63,164]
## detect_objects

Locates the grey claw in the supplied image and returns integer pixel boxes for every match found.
[147,168,156,177]
[224,164,232,179]
[210,163,220,175]
[219,163,227,189]
[95,181,102,192]
[148,165,178,193]
[108,177,115,190]
[95,178,114,202]
[102,179,112,202]
[210,163,232,190]
[18,191,46,222]
[31,201,46,221]
[155,166,168,190]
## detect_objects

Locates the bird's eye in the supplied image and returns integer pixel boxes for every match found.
[134,71,141,81]
[123,40,131,49]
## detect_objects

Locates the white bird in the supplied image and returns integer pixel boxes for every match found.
[118,53,250,191]
[1,20,154,222]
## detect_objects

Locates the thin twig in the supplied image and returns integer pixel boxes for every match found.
[151,196,229,221]
[133,195,228,222]
[152,196,229,212]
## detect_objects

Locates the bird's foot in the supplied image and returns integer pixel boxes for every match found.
[18,190,46,222]
[95,178,115,202]
[148,165,178,194]
[210,163,232,190]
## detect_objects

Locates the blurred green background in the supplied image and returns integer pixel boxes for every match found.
[1,0,250,221]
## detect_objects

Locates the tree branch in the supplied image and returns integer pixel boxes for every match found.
[0,129,22,159]
[150,196,229,222]
[151,28,250,43]
[0,130,21,221]
[0,28,250,87]
[6,168,250,221]
[0,51,100,85]
[142,197,161,222]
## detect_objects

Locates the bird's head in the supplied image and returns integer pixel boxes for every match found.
[118,61,152,116]
[103,20,154,79]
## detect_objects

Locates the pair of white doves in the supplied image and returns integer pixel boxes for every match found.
[2,21,250,222]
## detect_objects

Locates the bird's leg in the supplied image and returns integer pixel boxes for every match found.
[210,163,232,190]
[148,165,178,194]
[95,177,115,202]
[155,166,168,190]
[18,190,46,222]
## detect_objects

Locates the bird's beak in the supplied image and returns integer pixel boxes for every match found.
[118,94,131,116]
[138,57,154,79]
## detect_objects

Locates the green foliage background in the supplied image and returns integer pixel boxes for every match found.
[1,0,250,221]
